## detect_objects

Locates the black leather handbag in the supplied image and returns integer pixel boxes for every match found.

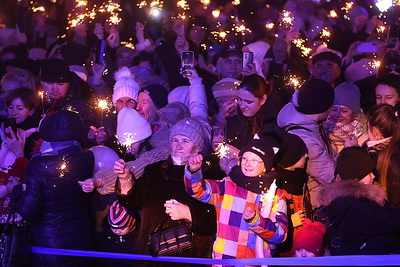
[0,207,31,267]
[148,215,193,257]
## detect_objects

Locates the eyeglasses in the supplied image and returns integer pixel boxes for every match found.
[240,156,263,167]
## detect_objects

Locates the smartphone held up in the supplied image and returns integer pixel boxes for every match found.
[242,52,254,69]
[181,51,194,77]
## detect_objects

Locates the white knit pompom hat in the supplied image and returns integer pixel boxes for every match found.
[117,107,152,145]
[112,67,141,105]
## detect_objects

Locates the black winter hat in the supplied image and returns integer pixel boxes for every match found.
[5,58,41,77]
[40,58,72,83]
[335,147,375,181]
[278,133,307,168]
[39,110,84,142]
[296,79,334,115]
[60,42,89,66]
[312,51,342,66]
[239,138,275,172]
[139,84,168,110]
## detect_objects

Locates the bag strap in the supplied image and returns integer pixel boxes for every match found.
[153,214,170,255]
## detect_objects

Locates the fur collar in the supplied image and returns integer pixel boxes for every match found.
[319,180,387,207]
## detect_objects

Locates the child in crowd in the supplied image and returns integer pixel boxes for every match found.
[185,137,288,259]
[293,218,326,257]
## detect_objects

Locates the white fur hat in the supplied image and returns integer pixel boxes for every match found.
[112,67,141,105]
[117,107,152,145]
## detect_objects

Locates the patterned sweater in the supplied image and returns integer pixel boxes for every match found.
[184,167,288,259]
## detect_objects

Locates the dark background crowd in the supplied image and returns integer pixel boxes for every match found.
[0,0,399,266]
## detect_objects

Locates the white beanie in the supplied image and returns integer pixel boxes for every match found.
[212,78,240,99]
[112,67,141,105]
[117,107,152,146]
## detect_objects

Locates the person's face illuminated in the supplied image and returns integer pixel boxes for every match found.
[329,105,355,124]
[238,89,267,117]
[295,248,316,257]
[359,172,375,185]
[8,98,32,124]
[136,92,158,123]
[111,226,130,236]
[375,84,399,107]
[170,134,197,161]
[240,151,266,177]
[312,60,340,86]
[41,81,69,100]
[115,97,137,113]
[219,55,242,80]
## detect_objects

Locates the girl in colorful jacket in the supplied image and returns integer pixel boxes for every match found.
[185,137,288,259]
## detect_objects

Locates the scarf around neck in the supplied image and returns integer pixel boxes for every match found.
[38,140,82,157]
[229,165,278,194]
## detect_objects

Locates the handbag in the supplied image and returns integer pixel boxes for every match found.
[148,214,193,257]
[0,206,31,267]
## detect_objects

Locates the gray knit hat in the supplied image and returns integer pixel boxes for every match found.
[158,102,191,125]
[169,118,205,151]
[333,82,361,114]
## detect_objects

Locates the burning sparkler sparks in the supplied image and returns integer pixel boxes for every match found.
[215,142,230,158]
[58,156,69,178]
[284,74,305,90]
[292,38,312,58]
[265,23,275,30]
[328,9,338,18]
[232,0,241,5]
[280,10,294,28]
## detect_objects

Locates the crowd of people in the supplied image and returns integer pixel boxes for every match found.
[0,0,399,266]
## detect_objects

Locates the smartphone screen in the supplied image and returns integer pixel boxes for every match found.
[357,42,378,53]
[4,117,17,139]
[95,40,106,63]
[181,51,194,77]
[242,52,254,69]
[387,24,398,49]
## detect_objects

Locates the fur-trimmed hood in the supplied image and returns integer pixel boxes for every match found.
[319,180,387,207]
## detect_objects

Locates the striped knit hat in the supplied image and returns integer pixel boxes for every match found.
[108,200,136,231]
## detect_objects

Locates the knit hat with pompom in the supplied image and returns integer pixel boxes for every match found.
[112,67,141,105]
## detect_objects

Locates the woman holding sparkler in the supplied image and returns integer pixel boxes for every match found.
[323,82,368,153]
[114,118,216,262]
[12,110,94,266]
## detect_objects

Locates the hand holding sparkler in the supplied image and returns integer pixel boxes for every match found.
[188,153,203,172]
[88,126,108,145]
[175,34,189,55]
[113,159,131,180]
[344,135,358,148]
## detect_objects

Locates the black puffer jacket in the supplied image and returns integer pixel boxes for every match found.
[319,180,400,255]
[116,158,216,264]
[13,110,94,267]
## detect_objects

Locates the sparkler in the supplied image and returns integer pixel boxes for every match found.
[280,10,294,28]
[58,156,69,178]
[341,2,354,20]
[328,10,338,18]
[212,9,221,19]
[96,98,111,126]
[377,25,386,33]
[200,0,211,9]
[232,0,241,5]
[265,23,274,30]
[292,38,312,58]
[119,132,137,160]
[284,74,305,90]
[38,90,45,115]
[320,27,331,44]
[215,142,230,159]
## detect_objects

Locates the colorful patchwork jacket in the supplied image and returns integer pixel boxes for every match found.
[184,167,288,259]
